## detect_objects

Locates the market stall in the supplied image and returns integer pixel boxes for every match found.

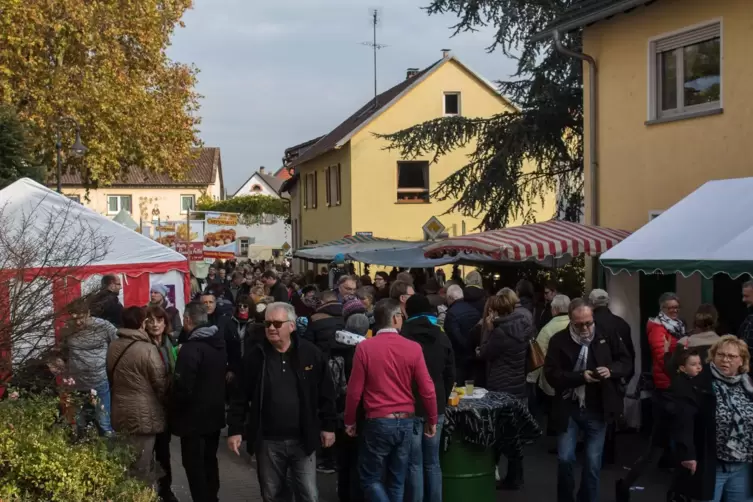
[294,235,417,262]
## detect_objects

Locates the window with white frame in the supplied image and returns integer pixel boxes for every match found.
[66,194,81,204]
[326,164,341,206]
[649,20,721,121]
[444,92,461,116]
[397,161,430,203]
[107,195,132,214]
[180,194,195,214]
[239,238,250,256]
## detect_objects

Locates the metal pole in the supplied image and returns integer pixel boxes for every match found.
[373,10,377,101]
[56,132,62,193]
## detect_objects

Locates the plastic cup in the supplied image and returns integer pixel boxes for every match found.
[465,380,474,395]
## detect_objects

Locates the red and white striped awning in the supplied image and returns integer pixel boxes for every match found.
[424,220,631,262]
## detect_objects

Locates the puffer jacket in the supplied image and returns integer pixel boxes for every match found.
[479,307,533,399]
[303,302,345,353]
[106,328,168,435]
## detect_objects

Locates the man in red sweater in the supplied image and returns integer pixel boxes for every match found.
[345,298,437,502]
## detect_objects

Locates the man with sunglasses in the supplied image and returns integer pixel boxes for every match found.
[544,298,632,502]
[227,302,337,502]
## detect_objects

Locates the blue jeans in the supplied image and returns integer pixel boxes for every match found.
[557,409,607,502]
[710,462,753,502]
[76,381,113,435]
[359,417,414,502]
[405,415,445,502]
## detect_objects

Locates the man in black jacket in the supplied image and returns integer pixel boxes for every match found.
[444,284,482,384]
[227,302,337,502]
[538,280,559,331]
[401,294,455,502]
[544,299,633,502]
[171,302,227,502]
[262,270,290,303]
[303,290,345,349]
[90,274,123,327]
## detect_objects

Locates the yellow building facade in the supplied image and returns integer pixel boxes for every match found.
[291,55,555,249]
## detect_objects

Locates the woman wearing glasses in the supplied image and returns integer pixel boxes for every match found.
[671,336,753,502]
[223,296,264,381]
[648,292,686,393]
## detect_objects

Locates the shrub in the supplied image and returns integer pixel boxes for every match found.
[0,392,158,502]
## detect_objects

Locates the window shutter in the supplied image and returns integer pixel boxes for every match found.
[655,22,720,52]
[313,171,318,208]
[325,167,331,206]
[303,175,308,208]
[336,163,341,205]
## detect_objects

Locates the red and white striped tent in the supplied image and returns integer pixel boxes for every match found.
[0,179,190,366]
[424,220,631,262]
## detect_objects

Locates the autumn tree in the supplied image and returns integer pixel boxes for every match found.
[380,0,582,230]
[0,0,201,186]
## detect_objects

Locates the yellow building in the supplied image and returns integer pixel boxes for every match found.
[286,52,555,254]
[58,147,225,223]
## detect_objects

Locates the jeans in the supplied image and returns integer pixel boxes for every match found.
[710,462,753,502]
[405,415,445,502]
[76,381,113,435]
[557,409,607,502]
[180,431,221,502]
[360,417,414,502]
[256,439,318,502]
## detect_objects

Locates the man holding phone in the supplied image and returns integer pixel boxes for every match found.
[544,298,633,502]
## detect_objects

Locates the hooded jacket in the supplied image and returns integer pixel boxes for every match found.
[61,317,118,390]
[304,302,345,353]
[463,286,487,315]
[107,328,168,435]
[479,307,533,398]
[401,316,456,417]
[170,324,227,436]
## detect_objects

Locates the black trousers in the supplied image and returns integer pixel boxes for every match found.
[336,429,364,502]
[154,430,173,494]
[180,431,221,502]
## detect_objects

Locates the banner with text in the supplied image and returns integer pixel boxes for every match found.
[203,212,238,260]
[175,220,205,261]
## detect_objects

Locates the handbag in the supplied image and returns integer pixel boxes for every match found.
[526,338,546,373]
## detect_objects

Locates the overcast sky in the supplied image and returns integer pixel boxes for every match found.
[168,0,518,194]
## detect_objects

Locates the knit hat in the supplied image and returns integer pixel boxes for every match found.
[342,297,367,319]
[150,284,168,297]
[406,294,435,318]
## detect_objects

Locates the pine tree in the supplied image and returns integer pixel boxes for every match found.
[0,105,43,189]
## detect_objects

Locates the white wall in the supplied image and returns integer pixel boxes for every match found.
[234,173,278,197]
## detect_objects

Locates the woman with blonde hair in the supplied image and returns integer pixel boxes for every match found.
[671,335,753,502]
[478,287,534,490]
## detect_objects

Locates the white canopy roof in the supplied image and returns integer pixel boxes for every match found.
[0,178,187,269]
[600,177,753,278]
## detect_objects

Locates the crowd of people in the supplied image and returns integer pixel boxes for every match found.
[19,258,753,502]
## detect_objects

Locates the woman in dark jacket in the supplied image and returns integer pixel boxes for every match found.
[374,271,390,301]
[478,288,534,490]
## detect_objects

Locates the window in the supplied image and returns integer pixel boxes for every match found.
[239,238,250,256]
[649,20,721,121]
[66,194,81,204]
[180,195,195,214]
[397,161,430,203]
[251,184,262,193]
[444,92,461,116]
[326,164,341,206]
[106,195,132,215]
[261,214,276,225]
[304,172,318,209]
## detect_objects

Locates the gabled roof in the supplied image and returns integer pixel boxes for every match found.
[290,54,510,167]
[283,136,325,167]
[232,170,287,198]
[531,0,657,42]
[59,147,222,188]
[273,166,292,180]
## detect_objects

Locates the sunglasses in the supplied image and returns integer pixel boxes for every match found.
[264,320,288,329]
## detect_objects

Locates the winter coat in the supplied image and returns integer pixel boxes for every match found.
[269,280,290,303]
[675,331,721,366]
[444,300,482,367]
[227,336,337,456]
[106,328,168,435]
[479,307,533,399]
[90,290,123,328]
[223,317,265,375]
[544,326,633,434]
[538,302,553,331]
[170,324,227,437]
[647,319,679,390]
[518,296,535,315]
[593,306,635,381]
[61,318,118,390]
[528,313,570,396]
[303,303,345,352]
[401,316,456,417]
[463,286,487,315]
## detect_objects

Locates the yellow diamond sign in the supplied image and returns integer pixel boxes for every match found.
[422,216,446,240]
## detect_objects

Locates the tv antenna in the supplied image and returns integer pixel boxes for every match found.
[361,9,387,105]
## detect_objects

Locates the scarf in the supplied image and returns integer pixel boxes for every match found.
[565,325,595,408]
[651,311,686,339]
[710,362,753,461]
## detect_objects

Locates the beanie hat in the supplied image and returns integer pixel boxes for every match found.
[406,294,435,318]
[342,297,366,320]
[150,284,168,297]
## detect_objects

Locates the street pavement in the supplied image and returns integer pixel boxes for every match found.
[168,431,673,502]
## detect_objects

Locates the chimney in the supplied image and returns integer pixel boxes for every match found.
[406,68,420,80]
[441,48,451,58]
[259,166,265,174]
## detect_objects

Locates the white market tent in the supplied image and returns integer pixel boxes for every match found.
[294,235,417,262]
[600,177,753,278]
[0,178,190,319]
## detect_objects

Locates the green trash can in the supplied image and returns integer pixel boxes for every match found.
[440,432,496,502]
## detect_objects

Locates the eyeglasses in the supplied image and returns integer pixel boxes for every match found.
[237,305,250,310]
[264,320,288,329]
[715,352,741,361]
[146,317,164,324]
[572,321,594,330]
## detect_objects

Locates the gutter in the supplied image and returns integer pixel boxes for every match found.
[552,30,598,226]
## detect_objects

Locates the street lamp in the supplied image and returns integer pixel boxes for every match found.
[56,117,88,193]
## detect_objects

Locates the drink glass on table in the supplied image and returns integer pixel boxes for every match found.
[465,380,474,395]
